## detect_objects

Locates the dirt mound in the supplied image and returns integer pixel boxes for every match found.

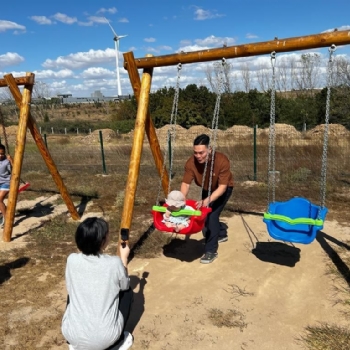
[306,124,350,138]
[81,129,116,143]
[187,125,210,135]
[262,123,301,138]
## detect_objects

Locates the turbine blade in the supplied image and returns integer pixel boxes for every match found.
[104,17,118,37]
[118,35,128,39]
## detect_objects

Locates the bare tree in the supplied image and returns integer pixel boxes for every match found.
[255,63,271,92]
[333,56,350,86]
[275,57,291,92]
[293,53,322,93]
[205,61,233,93]
[240,63,252,92]
[31,81,52,121]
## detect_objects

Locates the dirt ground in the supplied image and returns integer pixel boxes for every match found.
[1,195,349,350]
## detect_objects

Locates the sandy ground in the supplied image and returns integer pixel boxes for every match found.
[2,197,349,350]
[122,215,349,350]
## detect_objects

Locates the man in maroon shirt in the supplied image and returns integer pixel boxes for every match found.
[181,134,234,264]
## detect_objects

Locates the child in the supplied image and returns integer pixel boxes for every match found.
[162,190,195,232]
[0,144,12,228]
[61,217,134,350]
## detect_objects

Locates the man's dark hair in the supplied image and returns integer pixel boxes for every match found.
[75,217,109,256]
[193,134,210,146]
[0,144,6,152]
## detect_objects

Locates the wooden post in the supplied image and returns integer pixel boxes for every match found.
[123,51,170,195]
[4,74,80,227]
[119,62,153,247]
[124,29,350,69]
[2,73,32,242]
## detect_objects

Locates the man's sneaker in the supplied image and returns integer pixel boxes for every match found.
[200,252,218,264]
[218,236,228,243]
[118,331,134,350]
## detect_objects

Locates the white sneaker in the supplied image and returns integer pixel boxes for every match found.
[118,331,134,350]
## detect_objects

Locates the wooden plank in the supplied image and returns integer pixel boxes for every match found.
[2,73,33,242]
[123,51,170,196]
[119,63,153,240]
[3,74,80,230]
[0,75,35,88]
[124,29,350,69]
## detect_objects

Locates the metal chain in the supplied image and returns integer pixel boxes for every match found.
[267,52,276,208]
[0,107,10,154]
[201,58,226,201]
[155,63,182,205]
[319,44,336,212]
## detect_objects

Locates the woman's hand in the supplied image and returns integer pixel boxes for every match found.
[120,243,130,268]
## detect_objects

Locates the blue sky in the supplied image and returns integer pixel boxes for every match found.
[1,0,350,97]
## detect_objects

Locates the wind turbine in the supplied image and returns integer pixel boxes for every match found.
[104,18,127,97]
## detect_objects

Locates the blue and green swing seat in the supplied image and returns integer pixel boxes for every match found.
[263,197,328,244]
[262,47,336,245]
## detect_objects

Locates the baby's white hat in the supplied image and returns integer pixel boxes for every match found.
[166,190,185,207]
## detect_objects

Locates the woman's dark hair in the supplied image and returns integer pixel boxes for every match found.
[0,144,6,152]
[193,134,210,146]
[75,217,109,256]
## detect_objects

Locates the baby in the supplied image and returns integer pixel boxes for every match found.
[162,190,195,232]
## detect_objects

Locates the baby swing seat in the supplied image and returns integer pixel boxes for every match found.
[263,197,328,244]
[152,199,212,235]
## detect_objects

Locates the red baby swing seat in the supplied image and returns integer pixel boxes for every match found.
[152,199,212,235]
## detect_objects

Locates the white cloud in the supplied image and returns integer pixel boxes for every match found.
[322,25,350,33]
[52,13,77,25]
[194,35,235,47]
[33,69,75,79]
[29,16,52,25]
[193,7,224,21]
[246,33,258,39]
[87,16,109,24]
[144,37,156,43]
[119,18,129,23]
[0,20,26,33]
[97,7,117,14]
[80,67,114,79]
[42,48,116,69]
[0,52,25,67]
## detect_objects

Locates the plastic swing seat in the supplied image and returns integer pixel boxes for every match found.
[263,197,328,244]
[152,199,212,235]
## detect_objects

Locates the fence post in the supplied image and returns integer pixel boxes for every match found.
[51,127,54,134]
[253,124,257,181]
[77,128,79,135]
[99,130,107,175]
[65,127,67,135]
[44,133,48,149]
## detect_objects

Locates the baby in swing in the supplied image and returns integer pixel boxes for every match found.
[162,190,195,232]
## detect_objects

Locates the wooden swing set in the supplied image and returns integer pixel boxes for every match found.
[0,73,80,243]
[119,29,350,245]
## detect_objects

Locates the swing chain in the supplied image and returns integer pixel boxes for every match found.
[155,63,182,205]
[202,58,226,202]
[267,51,277,208]
[319,44,336,211]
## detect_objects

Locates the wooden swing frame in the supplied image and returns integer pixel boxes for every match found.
[0,73,80,242]
[119,29,350,248]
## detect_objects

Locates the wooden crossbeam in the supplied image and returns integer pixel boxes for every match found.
[0,75,35,88]
[124,29,350,69]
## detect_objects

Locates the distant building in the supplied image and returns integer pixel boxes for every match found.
[91,90,104,99]
[54,93,130,104]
